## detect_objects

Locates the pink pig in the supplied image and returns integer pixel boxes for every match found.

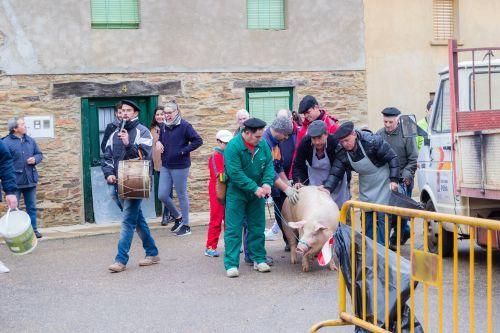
[281,186,340,272]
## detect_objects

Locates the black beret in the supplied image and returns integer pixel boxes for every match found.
[307,120,327,137]
[243,117,267,129]
[332,121,354,140]
[298,95,318,114]
[381,107,401,117]
[121,100,141,112]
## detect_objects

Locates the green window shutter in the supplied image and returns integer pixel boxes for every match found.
[247,0,285,30]
[91,0,140,29]
[248,90,290,125]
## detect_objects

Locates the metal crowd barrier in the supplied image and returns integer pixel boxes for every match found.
[310,200,500,333]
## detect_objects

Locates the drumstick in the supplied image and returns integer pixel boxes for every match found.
[119,120,126,132]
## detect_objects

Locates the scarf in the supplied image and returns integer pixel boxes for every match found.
[165,113,181,129]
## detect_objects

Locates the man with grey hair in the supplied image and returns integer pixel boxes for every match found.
[3,117,43,238]
[262,116,299,250]
[234,109,250,136]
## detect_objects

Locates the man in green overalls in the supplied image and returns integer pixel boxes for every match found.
[224,118,275,278]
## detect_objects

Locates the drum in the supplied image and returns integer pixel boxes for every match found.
[117,160,151,199]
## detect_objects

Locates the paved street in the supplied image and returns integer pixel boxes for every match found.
[1,223,499,333]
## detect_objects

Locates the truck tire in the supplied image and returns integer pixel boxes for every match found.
[425,200,454,257]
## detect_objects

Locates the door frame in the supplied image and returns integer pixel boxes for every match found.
[81,96,158,222]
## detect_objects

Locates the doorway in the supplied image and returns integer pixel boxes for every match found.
[81,96,159,223]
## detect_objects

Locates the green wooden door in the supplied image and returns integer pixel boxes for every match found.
[81,96,157,222]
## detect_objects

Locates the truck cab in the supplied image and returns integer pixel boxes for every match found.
[417,53,500,256]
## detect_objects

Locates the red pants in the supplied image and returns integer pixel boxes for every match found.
[206,180,225,249]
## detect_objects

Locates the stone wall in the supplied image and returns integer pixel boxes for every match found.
[0,71,366,227]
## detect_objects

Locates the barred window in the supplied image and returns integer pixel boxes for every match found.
[433,0,456,40]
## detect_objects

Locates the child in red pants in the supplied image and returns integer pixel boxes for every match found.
[205,130,233,257]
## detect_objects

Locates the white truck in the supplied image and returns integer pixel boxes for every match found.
[416,40,500,256]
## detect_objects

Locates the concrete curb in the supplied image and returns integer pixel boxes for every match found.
[1,212,210,243]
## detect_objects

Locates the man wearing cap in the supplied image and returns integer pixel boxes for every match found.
[223,118,275,278]
[102,100,160,273]
[262,116,299,250]
[377,107,418,248]
[296,95,339,145]
[323,121,400,245]
[3,117,44,238]
[292,120,350,208]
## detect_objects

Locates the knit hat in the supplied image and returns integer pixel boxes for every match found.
[270,116,293,135]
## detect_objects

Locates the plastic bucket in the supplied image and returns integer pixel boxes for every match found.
[0,209,37,255]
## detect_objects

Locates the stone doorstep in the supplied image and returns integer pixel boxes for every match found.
[0,212,210,243]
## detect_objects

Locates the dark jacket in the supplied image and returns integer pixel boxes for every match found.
[101,118,152,179]
[324,130,399,191]
[292,134,339,185]
[0,140,18,196]
[159,119,203,169]
[376,124,418,181]
[3,134,43,188]
[101,119,120,153]
[278,123,297,178]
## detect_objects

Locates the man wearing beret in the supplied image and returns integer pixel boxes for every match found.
[292,120,350,208]
[223,118,275,278]
[262,116,299,250]
[323,121,400,245]
[102,100,159,273]
[289,95,339,178]
[377,107,418,249]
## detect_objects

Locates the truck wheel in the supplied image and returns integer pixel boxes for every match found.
[425,200,454,257]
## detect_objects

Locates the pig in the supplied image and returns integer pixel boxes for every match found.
[280,186,340,272]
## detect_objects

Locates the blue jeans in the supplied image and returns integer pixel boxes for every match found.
[108,184,123,211]
[364,211,386,246]
[16,186,37,231]
[115,199,159,265]
[158,167,190,226]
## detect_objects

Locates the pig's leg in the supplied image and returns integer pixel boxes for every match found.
[302,251,312,272]
[282,225,298,264]
[328,259,338,271]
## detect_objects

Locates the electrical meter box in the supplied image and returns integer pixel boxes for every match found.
[25,116,54,138]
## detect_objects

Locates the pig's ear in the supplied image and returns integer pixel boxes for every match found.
[287,220,306,229]
[314,223,328,232]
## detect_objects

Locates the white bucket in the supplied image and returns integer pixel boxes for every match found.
[0,209,37,255]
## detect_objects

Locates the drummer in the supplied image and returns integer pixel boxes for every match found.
[102,100,160,273]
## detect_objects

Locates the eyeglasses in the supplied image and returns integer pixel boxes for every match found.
[164,111,176,115]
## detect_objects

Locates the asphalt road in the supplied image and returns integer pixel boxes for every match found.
[1,224,499,333]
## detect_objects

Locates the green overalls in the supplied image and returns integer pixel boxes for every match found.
[223,134,275,270]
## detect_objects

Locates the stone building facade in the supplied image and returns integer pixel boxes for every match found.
[0,71,366,226]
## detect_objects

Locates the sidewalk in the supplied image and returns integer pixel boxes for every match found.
[2,211,210,242]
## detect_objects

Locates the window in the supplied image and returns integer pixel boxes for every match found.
[432,79,451,133]
[91,0,140,29]
[468,71,500,111]
[246,88,292,125]
[432,0,456,41]
[247,0,285,30]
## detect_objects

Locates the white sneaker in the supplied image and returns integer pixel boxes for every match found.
[226,267,239,278]
[0,260,10,273]
[253,262,271,273]
[264,229,278,241]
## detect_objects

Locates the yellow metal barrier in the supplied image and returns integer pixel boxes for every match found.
[310,200,500,333]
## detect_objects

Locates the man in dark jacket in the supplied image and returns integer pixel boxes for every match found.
[377,107,418,248]
[102,100,159,273]
[324,121,399,245]
[292,120,350,208]
[100,101,123,154]
[3,117,43,238]
[0,139,19,273]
